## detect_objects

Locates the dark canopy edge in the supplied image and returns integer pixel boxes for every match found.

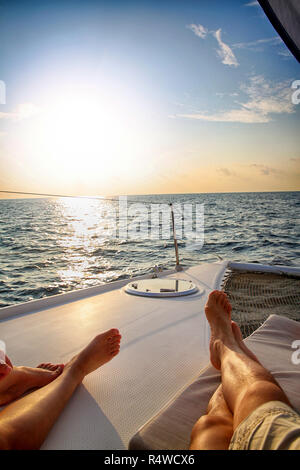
[258,0,300,63]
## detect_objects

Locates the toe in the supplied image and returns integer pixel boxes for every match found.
[37,363,46,369]
[109,328,120,336]
[224,300,232,314]
[51,364,64,372]
[110,341,120,349]
[105,329,120,342]
[110,341,120,351]
[220,292,232,313]
[210,290,220,298]
[0,363,12,377]
[207,290,219,304]
[54,365,64,374]
[216,291,225,303]
[110,347,120,356]
[110,349,120,357]
[108,334,121,343]
[5,356,13,368]
[37,362,64,372]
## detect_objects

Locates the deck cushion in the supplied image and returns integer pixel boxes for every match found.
[129,314,300,450]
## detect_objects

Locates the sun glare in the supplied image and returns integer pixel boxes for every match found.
[28,88,149,190]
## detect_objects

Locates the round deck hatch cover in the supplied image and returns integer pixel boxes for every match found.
[124,278,199,297]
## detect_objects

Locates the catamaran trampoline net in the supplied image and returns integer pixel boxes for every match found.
[221,269,300,339]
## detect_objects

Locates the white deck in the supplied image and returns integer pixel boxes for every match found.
[0,261,228,450]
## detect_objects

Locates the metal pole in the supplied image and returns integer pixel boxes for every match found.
[169,203,182,271]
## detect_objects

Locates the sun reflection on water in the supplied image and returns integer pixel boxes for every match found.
[55,197,117,286]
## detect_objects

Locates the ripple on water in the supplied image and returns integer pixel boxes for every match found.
[0,192,299,307]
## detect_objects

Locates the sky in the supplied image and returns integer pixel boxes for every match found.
[0,0,299,197]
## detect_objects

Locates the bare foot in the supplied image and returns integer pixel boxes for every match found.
[0,364,64,406]
[65,328,121,381]
[205,291,238,370]
[37,363,65,372]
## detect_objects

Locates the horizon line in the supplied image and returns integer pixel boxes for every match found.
[0,189,299,201]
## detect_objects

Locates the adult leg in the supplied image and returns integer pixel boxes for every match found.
[190,319,260,450]
[0,328,121,450]
[206,290,291,430]
[0,363,64,405]
[190,384,233,450]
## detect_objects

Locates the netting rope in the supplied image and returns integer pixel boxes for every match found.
[221,269,300,338]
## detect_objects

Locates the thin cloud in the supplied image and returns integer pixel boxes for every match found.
[250,164,284,176]
[240,75,293,115]
[217,168,236,177]
[187,23,208,39]
[178,109,270,123]
[175,75,295,124]
[233,35,291,59]
[278,49,293,59]
[187,23,239,67]
[214,29,239,67]
[216,92,239,98]
[245,1,260,6]
[233,36,282,50]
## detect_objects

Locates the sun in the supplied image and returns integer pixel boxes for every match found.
[28,89,147,191]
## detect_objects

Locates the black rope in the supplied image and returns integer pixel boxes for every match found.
[0,190,176,206]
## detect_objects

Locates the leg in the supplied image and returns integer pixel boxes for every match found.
[205,290,291,430]
[190,385,233,450]
[0,363,64,405]
[190,319,260,450]
[0,328,121,450]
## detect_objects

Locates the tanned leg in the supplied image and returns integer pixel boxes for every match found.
[0,328,121,450]
[190,290,291,450]
[190,384,233,450]
[190,318,261,449]
[205,291,291,430]
[0,364,64,406]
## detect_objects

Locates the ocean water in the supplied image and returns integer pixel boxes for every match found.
[0,192,299,308]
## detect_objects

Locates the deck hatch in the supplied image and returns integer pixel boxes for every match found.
[124,278,200,298]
